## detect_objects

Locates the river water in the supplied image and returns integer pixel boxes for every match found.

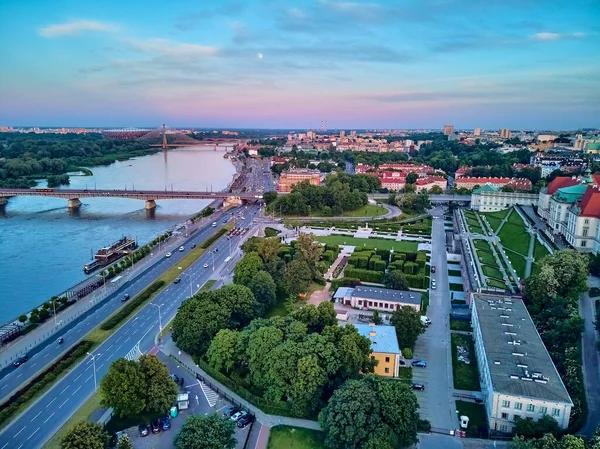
[0,147,236,323]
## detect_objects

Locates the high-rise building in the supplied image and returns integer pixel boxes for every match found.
[350,130,357,138]
[340,130,345,138]
[443,125,454,136]
[474,128,481,136]
[500,128,512,139]
[307,131,316,140]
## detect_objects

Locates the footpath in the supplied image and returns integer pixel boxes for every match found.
[0,207,227,371]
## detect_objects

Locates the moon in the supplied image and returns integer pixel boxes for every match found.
[257,53,263,59]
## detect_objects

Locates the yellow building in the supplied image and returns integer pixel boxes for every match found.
[355,323,401,377]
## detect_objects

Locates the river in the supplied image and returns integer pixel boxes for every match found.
[0,147,236,323]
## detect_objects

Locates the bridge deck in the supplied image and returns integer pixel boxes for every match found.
[0,188,261,200]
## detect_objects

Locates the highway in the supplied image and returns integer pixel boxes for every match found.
[0,206,243,402]
[0,205,261,449]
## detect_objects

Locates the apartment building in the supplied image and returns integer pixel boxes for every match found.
[415,175,447,193]
[471,293,572,434]
[471,185,538,212]
[278,168,321,193]
[455,177,532,191]
[564,185,600,252]
[333,286,421,312]
[355,324,401,378]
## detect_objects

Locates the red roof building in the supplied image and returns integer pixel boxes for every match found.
[577,186,600,218]
[455,176,532,191]
[415,176,447,193]
[546,176,580,195]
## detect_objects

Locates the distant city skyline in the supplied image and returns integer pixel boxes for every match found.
[1,0,599,129]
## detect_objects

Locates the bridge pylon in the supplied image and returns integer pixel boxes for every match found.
[162,124,168,151]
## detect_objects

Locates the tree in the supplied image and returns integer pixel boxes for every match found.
[430,185,443,194]
[207,329,240,373]
[383,270,409,290]
[501,185,515,192]
[60,421,110,449]
[233,252,264,287]
[248,271,277,313]
[390,306,425,350]
[18,314,27,323]
[139,355,178,414]
[284,259,313,295]
[214,284,258,327]
[372,309,383,325]
[543,250,588,297]
[514,415,559,440]
[559,435,585,449]
[295,232,324,278]
[174,414,236,449]
[291,302,337,333]
[258,237,281,264]
[318,376,418,449]
[116,435,133,449]
[263,190,277,204]
[100,359,147,418]
[406,172,418,184]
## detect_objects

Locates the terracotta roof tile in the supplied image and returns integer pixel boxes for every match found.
[546,176,579,194]
[578,186,600,218]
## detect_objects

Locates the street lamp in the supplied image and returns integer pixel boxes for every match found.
[52,297,58,328]
[150,303,164,334]
[87,352,101,392]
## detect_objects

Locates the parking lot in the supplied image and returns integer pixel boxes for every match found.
[120,353,255,449]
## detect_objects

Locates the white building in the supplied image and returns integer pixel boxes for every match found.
[333,286,421,312]
[471,293,572,435]
[471,185,538,212]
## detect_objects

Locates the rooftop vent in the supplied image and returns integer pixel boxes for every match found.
[534,379,548,384]
[494,361,501,365]
[512,352,524,356]
[510,375,519,379]
[517,364,528,368]
[500,314,510,318]
[521,377,533,382]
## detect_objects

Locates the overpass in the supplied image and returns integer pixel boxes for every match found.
[370,193,472,203]
[0,188,263,210]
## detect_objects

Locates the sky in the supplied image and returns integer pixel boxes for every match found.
[0,0,599,129]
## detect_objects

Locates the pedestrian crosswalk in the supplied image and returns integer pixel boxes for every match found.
[124,343,142,361]
[198,380,220,407]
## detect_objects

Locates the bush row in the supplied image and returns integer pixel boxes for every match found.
[100,281,165,331]
[0,340,95,427]
[344,267,384,283]
[200,227,229,249]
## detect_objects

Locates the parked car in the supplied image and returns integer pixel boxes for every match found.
[160,416,171,430]
[231,410,247,422]
[174,278,181,284]
[223,406,239,418]
[165,252,172,258]
[171,374,179,384]
[179,246,185,252]
[431,266,436,273]
[138,424,149,437]
[13,354,29,367]
[411,383,425,391]
[191,244,196,248]
[412,360,427,368]
[121,294,130,302]
[237,415,255,428]
[151,419,161,433]
[203,263,209,268]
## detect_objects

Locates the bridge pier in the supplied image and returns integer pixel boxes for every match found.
[67,198,82,209]
[145,200,157,210]
[0,197,7,206]
[224,196,242,207]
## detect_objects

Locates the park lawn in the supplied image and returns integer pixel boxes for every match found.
[268,426,326,449]
[339,204,387,217]
[451,334,481,391]
[533,239,551,263]
[476,250,496,266]
[315,235,418,252]
[498,223,531,256]
[474,240,490,251]
[507,210,527,227]
[487,278,508,290]
[484,216,502,233]
[504,248,527,280]
[455,401,488,437]
[482,265,503,279]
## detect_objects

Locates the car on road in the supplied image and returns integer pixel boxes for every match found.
[121,294,130,302]
[191,244,196,248]
[139,424,149,437]
[412,360,427,368]
[174,277,181,284]
[431,266,436,273]
[179,246,185,252]
[171,374,179,384]
[231,410,247,422]
[151,419,161,433]
[203,263,209,268]
[212,222,217,227]
[161,417,171,430]
[411,383,425,391]
[165,252,172,258]
[237,415,255,428]
[223,406,239,418]
[13,354,29,367]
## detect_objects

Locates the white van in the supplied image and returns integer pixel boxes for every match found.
[421,316,431,327]
[212,222,217,227]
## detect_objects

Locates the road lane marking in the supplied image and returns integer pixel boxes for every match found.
[59,398,69,409]
[43,353,50,358]
[46,397,56,408]
[26,427,39,441]
[72,386,81,395]
[74,373,82,382]
[30,411,42,422]
[86,375,93,382]
[16,373,22,379]
[13,427,25,438]
[60,386,69,395]
[43,412,55,424]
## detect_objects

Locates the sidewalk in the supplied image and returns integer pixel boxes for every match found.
[0,207,229,371]
[161,336,321,432]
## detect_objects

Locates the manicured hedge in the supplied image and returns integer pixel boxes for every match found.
[264,227,279,237]
[322,250,335,263]
[101,280,165,331]
[200,227,228,249]
[404,262,418,275]
[331,277,361,291]
[405,274,426,289]
[344,267,384,283]
[0,340,95,426]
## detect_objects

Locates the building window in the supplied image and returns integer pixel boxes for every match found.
[500,425,508,432]
[582,240,587,247]
[585,218,590,224]
[552,409,560,417]
[583,227,589,237]
[527,404,535,412]
[385,357,390,363]
[515,402,522,410]
[513,414,520,421]
[502,400,510,408]
[501,413,509,419]
[384,367,389,374]
[540,406,547,414]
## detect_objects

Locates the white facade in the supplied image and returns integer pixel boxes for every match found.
[564,209,597,252]
[471,191,538,212]
[537,190,552,221]
[547,198,571,235]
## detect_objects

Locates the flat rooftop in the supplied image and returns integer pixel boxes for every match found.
[352,285,421,306]
[472,293,572,405]
[355,324,401,355]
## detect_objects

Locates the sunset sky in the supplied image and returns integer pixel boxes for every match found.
[0,0,598,129]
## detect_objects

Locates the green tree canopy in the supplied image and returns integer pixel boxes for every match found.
[233,252,264,287]
[248,270,277,314]
[100,359,147,418]
[207,329,241,374]
[383,270,409,290]
[291,302,337,333]
[116,435,134,449]
[60,421,110,449]
[258,237,281,264]
[284,259,313,295]
[139,355,178,414]
[390,306,425,350]
[174,414,236,449]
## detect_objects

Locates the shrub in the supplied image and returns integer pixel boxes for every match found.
[372,259,387,272]
[404,262,418,275]
[322,250,335,264]
[101,281,165,331]
[200,227,228,249]
[331,277,361,291]
[402,348,413,359]
[405,274,426,289]
[18,315,27,323]
[368,256,381,271]
[344,267,384,283]
[264,227,279,237]
[393,253,406,262]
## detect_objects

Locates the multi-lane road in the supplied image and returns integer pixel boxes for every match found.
[0,205,261,448]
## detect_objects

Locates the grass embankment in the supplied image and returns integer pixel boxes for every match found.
[268,426,326,449]
[200,279,217,291]
[44,392,102,449]
[315,235,418,252]
[277,204,387,219]
[451,334,480,391]
[455,400,487,437]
